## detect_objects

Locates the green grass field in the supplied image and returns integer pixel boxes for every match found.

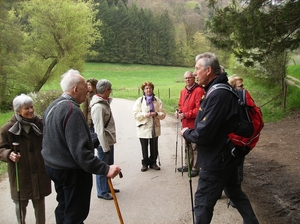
[3,62,300,124]
[42,62,194,113]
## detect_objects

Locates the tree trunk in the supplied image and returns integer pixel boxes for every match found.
[33,58,59,92]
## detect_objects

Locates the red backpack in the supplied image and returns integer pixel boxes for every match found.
[207,84,264,150]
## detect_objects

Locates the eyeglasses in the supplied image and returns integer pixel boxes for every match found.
[236,84,244,88]
[185,77,194,80]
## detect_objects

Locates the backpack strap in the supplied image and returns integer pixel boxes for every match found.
[206,83,252,128]
[206,83,238,98]
[104,112,111,129]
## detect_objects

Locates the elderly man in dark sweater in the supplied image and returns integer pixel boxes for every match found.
[42,69,121,224]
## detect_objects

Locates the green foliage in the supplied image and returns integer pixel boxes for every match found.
[0,111,13,128]
[28,90,62,117]
[89,2,177,65]
[243,75,285,122]
[286,85,300,111]
[287,65,300,80]
[206,0,300,66]
[0,0,99,108]
[227,64,300,122]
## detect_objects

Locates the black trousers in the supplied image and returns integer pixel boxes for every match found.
[45,165,92,224]
[139,137,158,166]
[194,167,259,224]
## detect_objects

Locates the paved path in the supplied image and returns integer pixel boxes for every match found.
[0,98,243,224]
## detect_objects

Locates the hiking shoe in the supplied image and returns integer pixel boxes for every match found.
[188,170,199,177]
[177,166,188,172]
[141,165,148,172]
[150,164,161,170]
[98,194,113,200]
[108,188,120,193]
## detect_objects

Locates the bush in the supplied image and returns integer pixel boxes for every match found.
[0,101,13,113]
[29,90,62,117]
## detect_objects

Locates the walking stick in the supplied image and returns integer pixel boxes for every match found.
[186,145,195,224]
[151,117,161,166]
[157,150,161,166]
[175,115,179,173]
[108,172,124,224]
[13,142,22,224]
[180,134,184,177]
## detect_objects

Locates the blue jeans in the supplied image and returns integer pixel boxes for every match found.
[96,145,114,196]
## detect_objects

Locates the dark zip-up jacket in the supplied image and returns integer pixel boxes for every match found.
[183,73,239,171]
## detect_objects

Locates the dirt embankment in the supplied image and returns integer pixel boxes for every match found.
[243,111,300,223]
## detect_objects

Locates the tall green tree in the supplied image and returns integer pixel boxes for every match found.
[0,0,99,107]
[20,0,99,92]
[91,2,177,65]
[0,0,26,106]
[206,0,300,107]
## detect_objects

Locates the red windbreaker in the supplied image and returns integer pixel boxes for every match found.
[178,84,205,129]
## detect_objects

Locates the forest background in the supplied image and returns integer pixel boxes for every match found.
[1,0,300,131]
[1,2,300,221]
[1,0,300,110]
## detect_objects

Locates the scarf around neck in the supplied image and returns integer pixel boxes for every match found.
[145,95,155,112]
[8,113,42,136]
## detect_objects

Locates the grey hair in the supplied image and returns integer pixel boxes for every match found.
[96,79,112,94]
[60,69,82,92]
[183,71,194,78]
[12,94,34,113]
[195,52,221,75]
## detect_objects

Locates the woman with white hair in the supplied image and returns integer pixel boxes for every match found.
[0,94,51,224]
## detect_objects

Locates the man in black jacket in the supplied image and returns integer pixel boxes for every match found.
[181,53,259,224]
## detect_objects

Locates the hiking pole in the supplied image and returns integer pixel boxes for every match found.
[108,172,124,224]
[157,150,161,166]
[175,112,179,173]
[180,134,184,177]
[151,117,161,166]
[13,142,22,224]
[186,145,195,224]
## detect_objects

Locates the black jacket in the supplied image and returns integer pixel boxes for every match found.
[183,73,239,171]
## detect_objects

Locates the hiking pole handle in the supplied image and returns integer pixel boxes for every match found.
[13,142,22,224]
[13,142,19,153]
